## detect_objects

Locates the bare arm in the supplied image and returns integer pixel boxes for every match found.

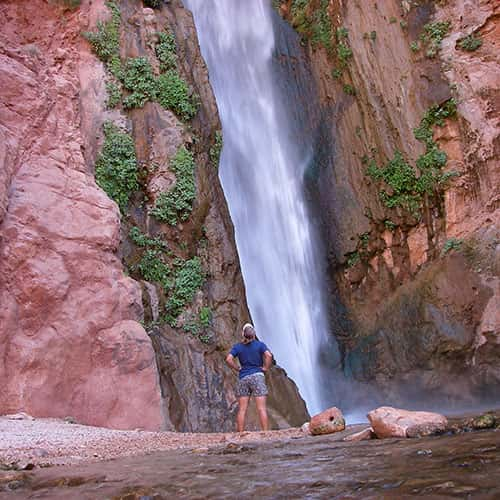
[225,353,240,373]
[262,350,273,372]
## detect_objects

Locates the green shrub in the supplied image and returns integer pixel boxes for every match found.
[337,42,353,67]
[389,17,397,24]
[384,219,396,231]
[346,251,360,268]
[199,306,212,328]
[419,20,451,58]
[458,34,482,51]
[370,31,377,41]
[105,80,122,108]
[336,27,349,40]
[367,150,420,213]
[165,257,204,323]
[129,226,168,250]
[442,238,462,254]
[343,84,356,95]
[410,41,420,52]
[150,146,196,225]
[137,249,171,288]
[156,70,198,120]
[290,0,333,53]
[94,122,139,212]
[183,306,213,343]
[414,98,457,147]
[366,99,458,216]
[210,131,223,168]
[309,0,333,53]
[332,68,342,79]
[83,1,120,64]
[156,31,177,72]
[121,57,157,109]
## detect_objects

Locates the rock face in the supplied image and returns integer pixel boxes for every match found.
[368,407,448,439]
[0,0,308,431]
[278,0,500,407]
[0,0,163,430]
[309,407,345,435]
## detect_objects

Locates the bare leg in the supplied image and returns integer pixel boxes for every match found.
[236,396,250,432]
[255,396,268,431]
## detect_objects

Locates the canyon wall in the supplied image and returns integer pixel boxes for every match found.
[278,0,499,407]
[0,0,308,431]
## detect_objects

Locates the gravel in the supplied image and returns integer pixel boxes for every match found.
[0,414,303,467]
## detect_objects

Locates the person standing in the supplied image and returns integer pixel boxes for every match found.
[226,323,273,432]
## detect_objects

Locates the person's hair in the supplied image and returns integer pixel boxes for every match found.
[242,323,256,344]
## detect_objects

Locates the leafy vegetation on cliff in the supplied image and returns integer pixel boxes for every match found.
[366,99,457,216]
[83,1,121,77]
[289,0,333,53]
[458,34,482,52]
[156,31,177,71]
[165,257,205,325]
[412,20,451,58]
[129,226,208,339]
[94,122,139,212]
[210,131,223,169]
[88,1,210,342]
[84,2,198,121]
[150,146,196,225]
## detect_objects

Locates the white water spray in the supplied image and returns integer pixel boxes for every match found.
[185,0,334,414]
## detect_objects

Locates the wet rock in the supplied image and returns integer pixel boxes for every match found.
[368,407,447,438]
[221,442,255,454]
[472,414,496,430]
[309,407,345,436]
[0,471,27,485]
[343,427,374,442]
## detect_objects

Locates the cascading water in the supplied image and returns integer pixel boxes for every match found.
[185,0,338,415]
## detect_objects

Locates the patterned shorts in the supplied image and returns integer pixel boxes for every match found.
[236,373,268,397]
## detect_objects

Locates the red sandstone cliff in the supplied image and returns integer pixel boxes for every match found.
[279,0,499,405]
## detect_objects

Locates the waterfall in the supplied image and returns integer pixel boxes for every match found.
[185,0,337,415]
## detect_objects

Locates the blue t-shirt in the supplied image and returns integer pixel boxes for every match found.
[230,340,269,379]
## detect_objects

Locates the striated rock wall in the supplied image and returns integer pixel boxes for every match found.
[279,0,499,406]
[0,0,308,431]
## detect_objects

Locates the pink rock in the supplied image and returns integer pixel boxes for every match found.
[0,0,163,431]
[309,407,345,435]
[301,422,311,434]
[343,427,374,442]
[368,407,447,438]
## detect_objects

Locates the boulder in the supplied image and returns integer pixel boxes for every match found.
[301,422,311,434]
[309,407,345,436]
[368,406,447,438]
[343,427,374,442]
[472,414,496,430]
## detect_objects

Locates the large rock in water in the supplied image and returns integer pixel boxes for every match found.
[309,407,345,435]
[368,407,448,438]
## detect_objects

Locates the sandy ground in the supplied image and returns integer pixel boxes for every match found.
[0,414,305,468]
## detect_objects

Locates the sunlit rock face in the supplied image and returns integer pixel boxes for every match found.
[0,0,163,430]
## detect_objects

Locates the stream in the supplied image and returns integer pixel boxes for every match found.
[2,427,499,499]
